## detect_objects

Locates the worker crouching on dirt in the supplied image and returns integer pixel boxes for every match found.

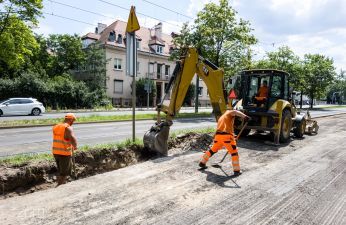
[52,113,77,186]
[199,110,250,176]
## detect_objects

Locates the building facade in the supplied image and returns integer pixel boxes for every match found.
[82,20,211,107]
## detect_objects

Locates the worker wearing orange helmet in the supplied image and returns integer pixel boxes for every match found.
[52,113,77,186]
[199,109,250,176]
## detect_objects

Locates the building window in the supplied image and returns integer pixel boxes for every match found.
[117,34,122,44]
[148,63,154,79]
[198,87,203,96]
[114,79,123,93]
[157,64,163,79]
[136,39,141,50]
[165,65,170,75]
[114,58,122,70]
[137,61,140,75]
[108,31,116,42]
[156,45,163,54]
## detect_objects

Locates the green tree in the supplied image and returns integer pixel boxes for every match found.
[326,69,345,104]
[0,0,43,36]
[80,42,108,91]
[46,34,85,76]
[302,54,335,108]
[171,0,257,78]
[0,16,38,77]
[136,78,156,107]
[253,46,304,92]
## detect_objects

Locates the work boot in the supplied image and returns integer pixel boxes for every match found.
[199,162,207,169]
[233,171,242,176]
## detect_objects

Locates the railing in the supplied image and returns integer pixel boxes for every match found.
[146,73,170,80]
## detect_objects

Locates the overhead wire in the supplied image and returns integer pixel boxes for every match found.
[141,0,193,20]
[97,0,182,28]
[48,0,114,19]
[43,12,97,26]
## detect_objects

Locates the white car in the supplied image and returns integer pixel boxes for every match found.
[0,98,46,116]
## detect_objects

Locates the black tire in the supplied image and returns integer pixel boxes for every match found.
[31,108,41,116]
[279,109,292,143]
[0,109,2,117]
[294,119,306,138]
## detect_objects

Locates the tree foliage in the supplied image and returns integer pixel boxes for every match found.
[0,0,43,36]
[172,0,257,78]
[253,46,304,91]
[0,16,38,77]
[136,78,156,107]
[302,54,335,108]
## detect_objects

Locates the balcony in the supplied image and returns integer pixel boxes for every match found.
[146,72,170,80]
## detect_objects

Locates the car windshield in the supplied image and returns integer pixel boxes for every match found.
[0,99,9,104]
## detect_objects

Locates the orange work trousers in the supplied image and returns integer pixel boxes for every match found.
[201,134,240,172]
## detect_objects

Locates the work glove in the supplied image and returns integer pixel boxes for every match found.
[244,116,251,122]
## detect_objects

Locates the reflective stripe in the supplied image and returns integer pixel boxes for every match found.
[52,147,71,152]
[203,154,210,160]
[53,139,70,145]
[232,161,239,164]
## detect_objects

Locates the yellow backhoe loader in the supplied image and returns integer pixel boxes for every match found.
[143,48,318,155]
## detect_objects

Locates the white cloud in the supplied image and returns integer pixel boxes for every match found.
[33,23,54,36]
[187,0,218,17]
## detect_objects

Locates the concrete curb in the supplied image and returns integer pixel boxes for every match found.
[0,112,345,130]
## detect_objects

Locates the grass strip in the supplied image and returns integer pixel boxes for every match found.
[0,112,212,127]
[0,127,215,166]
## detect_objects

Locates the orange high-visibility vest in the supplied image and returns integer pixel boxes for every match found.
[216,111,235,134]
[52,123,72,156]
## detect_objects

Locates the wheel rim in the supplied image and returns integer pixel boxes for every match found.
[282,117,290,138]
[301,120,306,134]
[33,109,40,115]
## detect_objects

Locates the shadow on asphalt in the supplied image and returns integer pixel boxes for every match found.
[199,166,241,188]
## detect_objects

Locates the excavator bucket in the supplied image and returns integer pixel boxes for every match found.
[143,122,171,156]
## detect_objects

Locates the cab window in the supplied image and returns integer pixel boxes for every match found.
[271,75,283,98]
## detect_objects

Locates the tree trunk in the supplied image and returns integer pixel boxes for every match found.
[310,91,314,109]
[300,91,303,109]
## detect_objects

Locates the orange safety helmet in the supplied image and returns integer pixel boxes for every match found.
[65,113,77,121]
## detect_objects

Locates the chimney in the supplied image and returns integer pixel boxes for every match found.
[95,23,107,34]
[154,22,162,40]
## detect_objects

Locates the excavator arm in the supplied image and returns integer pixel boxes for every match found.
[143,48,227,155]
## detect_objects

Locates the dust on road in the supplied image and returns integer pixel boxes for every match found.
[1,115,346,225]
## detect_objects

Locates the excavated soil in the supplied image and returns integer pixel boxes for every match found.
[0,133,214,199]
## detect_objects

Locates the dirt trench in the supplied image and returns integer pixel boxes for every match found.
[0,133,213,199]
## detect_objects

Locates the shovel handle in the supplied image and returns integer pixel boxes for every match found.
[236,121,249,141]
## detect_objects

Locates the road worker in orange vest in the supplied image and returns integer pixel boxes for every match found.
[255,80,269,106]
[52,113,77,186]
[199,110,250,176]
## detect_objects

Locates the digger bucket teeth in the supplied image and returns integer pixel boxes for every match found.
[143,123,171,156]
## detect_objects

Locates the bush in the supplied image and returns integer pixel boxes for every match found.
[0,72,106,109]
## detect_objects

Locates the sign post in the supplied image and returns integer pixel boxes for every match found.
[126,6,140,142]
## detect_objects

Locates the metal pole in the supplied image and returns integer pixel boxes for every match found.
[147,78,150,109]
[132,33,137,142]
[195,75,199,113]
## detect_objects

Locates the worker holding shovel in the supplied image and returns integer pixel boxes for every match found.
[52,113,78,186]
[199,110,250,176]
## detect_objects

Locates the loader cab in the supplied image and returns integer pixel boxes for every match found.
[240,70,290,111]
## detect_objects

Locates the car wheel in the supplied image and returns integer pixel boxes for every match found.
[0,109,2,117]
[294,118,306,138]
[31,108,41,116]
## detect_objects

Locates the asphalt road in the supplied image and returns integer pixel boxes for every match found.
[0,108,345,157]
[0,107,212,121]
[1,114,345,225]
[0,117,216,157]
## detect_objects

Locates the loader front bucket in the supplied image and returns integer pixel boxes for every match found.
[143,122,171,156]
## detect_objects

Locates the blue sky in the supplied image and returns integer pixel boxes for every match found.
[35,0,346,71]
